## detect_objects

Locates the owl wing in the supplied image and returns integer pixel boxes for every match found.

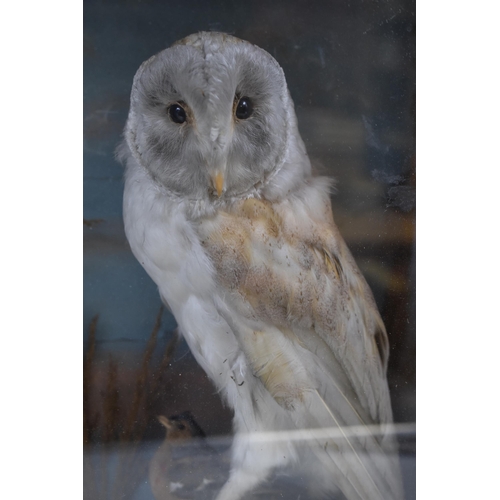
[199,188,403,500]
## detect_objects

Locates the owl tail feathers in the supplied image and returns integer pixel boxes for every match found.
[213,421,404,500]
[304,390,405,500]
[311,436,404,500]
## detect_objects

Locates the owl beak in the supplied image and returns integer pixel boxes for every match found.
[212,171,225,197]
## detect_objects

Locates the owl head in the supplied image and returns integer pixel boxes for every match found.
[120,32,311,204]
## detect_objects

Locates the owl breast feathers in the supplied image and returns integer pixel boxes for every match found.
[120,32,404,500]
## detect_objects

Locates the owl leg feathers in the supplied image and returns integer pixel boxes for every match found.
[215,468,267,500]
[215,434,292,500]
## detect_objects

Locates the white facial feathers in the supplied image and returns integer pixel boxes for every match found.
[121,32,310,206]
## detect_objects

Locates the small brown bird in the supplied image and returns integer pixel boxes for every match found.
[148,412,227,500]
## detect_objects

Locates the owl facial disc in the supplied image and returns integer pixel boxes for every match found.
[124,32,305,204]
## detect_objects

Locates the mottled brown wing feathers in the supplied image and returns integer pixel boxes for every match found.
[200,197,391,422]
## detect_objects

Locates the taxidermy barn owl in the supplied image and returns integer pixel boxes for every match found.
[119,32,404,500]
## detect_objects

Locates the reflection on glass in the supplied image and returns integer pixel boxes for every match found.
[84,1,415,499]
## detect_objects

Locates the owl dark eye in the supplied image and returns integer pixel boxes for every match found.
[177,423,186,430]
[168,103,187,124]
[235,96,253,119]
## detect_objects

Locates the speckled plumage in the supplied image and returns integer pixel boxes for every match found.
[120,32,404,500]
